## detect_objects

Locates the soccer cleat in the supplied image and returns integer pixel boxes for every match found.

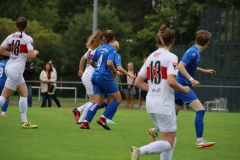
[148,128,158,142]
[130,146,140,160]
[0,113,7,117]
[22,122,38,129]
[196,140,215,149]
[97,117,111,130]
[80,122,90,129]
[106,119,116,124]
[72,108,80,121]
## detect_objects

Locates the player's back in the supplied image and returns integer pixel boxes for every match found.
[3,32,33,72]
[139,48,178,114]
[92,44,116,77]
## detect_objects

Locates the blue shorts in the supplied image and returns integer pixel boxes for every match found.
[92,74,118,95]
[174,88,198,107]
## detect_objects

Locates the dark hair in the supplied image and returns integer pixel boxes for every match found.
[44,62,53,72]
[156,24,175,48]
[196,30,211,46]
[49,60,55,67]
[2,55,9,60]
[16,17,27,38]
[104,30,115,43]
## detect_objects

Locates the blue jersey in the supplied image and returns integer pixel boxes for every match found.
[108,52,122,68]
[0,60,7,83]
[91,44,116,77]
[176,45,201,86]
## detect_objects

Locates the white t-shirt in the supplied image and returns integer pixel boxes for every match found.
[1,32,34,73]
[83,48,96,73]
[138,48,178,115]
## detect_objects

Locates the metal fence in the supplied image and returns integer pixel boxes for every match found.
[170,7,240,112]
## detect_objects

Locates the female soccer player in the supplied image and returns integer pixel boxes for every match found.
[174,30,216,148]
[72,30,104,124]
[81,30,135,130]
[0,17,39,128]
[131,24,190,160]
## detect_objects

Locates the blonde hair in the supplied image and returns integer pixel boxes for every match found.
[110,40,120,50]
[86,30,103,50]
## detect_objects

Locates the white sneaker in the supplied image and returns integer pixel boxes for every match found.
[196,140,215,149]
[130,146,140,160]
[106,119,116,124]
[148,128,158,142]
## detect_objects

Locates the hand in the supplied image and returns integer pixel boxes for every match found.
[78,70,83,78]
[191,79,200,87]
[204,69,216,74]
[128,73,136,79]
[116,71,122,76]
[127,85,131,89]
[183,86,190,94]
[34,50,39,55]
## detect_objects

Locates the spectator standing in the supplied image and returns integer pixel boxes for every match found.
[138,57,148,110]
[122,62,137,109]
[39,62,56,107]
[49,60,61,108]
[23,58,35,107]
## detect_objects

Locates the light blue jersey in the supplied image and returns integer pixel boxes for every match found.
[91,44,116,77]
[176,45,201,86]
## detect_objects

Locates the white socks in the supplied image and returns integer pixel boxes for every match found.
[77,102,89,112]
[161,137,177,160]
[78,102,93,123]
[139,140,171,155]
[0,96,7,108]
[19,97,28,123]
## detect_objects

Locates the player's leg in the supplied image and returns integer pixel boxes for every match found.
[131,113,175,159]
[97,77,121,130]
[124,90,130,109]
[189,99,215,148]
[17,80,37,129]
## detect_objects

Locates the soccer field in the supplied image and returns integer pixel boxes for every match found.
[0,99,240,160]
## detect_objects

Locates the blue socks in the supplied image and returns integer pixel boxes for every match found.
[85,103,99,123]
[195,110,205,138]
[2,100,9,112]
[98,101,107,109]
[102,100,119,118]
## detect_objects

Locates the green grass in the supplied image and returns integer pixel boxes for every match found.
[0,98,240,160]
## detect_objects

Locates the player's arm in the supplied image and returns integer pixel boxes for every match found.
[0,46,10,56]
[196,67,216,74]
[178,62,200,87]
[167,75,190,94]
[107,60,117,74]
[134,76,148,92]
[78,56,87,77]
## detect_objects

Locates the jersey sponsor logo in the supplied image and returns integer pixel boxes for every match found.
[192,53,196,56]
[153,52,161,57]
[151,88,161,93]
[172,62,178,70]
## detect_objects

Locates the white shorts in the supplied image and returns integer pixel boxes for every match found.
[82,71,93,95]
[5,68,25,91]
[148,111,177,132]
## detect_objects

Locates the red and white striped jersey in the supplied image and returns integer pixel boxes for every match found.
[83,48,96,73]
[138,48,178,115]
[1,32,34,72]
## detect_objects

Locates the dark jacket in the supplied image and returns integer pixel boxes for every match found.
[122,71,137,89]
[23,60,35,85]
